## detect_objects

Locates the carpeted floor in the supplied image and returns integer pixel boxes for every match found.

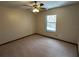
[0,35,77,57]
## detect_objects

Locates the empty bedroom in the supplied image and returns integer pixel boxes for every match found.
[0,1,79,57]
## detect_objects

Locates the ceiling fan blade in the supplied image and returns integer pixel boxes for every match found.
[40,3,44,6]
[42,7,46,9]
[22,5,32,7]
[20,4,33,10]
[39,7,47,11]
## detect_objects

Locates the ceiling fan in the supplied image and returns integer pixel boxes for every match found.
[23,1,46,13]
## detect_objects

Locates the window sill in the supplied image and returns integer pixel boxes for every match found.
[46,30,56,33]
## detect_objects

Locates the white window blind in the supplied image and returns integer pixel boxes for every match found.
[46,15,56,32]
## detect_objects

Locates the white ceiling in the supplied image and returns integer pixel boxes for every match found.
[41,1,79,9]
[0,1,78,10]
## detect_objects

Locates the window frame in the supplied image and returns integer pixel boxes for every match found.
[45,15,57,32]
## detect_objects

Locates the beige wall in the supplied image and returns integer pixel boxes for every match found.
[36,4,79,44]
[78,20,79,54]
[78,35,79,54]
[0,6,36,45]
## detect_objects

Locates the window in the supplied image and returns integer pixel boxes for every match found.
[46,15,56,32]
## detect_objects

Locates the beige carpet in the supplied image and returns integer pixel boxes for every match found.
[0,35,77,57]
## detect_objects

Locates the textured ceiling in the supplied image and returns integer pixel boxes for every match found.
[0,1,78,10]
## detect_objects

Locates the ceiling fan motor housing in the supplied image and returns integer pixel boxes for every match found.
[33,4,37,8]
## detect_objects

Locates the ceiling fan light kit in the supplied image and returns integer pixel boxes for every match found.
[32,8,39,12]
